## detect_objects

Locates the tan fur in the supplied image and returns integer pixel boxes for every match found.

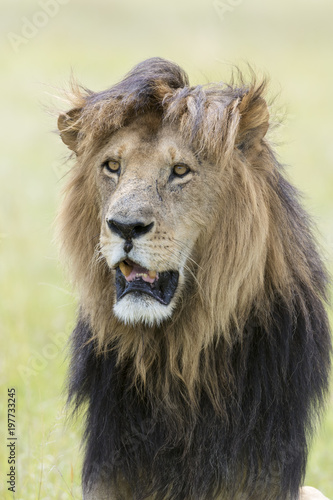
[57,66,319,409]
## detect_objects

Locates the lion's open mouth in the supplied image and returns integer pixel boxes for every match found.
[115,259,179,305]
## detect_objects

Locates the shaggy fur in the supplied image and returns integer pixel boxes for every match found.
[57,57,331,499]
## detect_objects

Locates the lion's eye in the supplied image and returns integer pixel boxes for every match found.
[103,160,120,174]
[173,164,190,177]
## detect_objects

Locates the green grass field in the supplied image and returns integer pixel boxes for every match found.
[1,0,333,498]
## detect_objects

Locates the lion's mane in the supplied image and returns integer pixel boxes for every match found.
[58,58,331,499]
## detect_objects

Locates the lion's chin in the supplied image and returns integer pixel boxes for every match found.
[113,293,177,327]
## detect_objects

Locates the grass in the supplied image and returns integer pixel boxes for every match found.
[1,0,333,498]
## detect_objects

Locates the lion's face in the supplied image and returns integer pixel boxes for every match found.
[96,113,216,326]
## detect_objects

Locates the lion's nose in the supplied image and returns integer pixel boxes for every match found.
[107,219,154,241]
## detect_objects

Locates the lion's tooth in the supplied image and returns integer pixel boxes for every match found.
[119,261,132,278]
[148,270,157,280]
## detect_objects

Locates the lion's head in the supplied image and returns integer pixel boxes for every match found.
[57,58,327,398]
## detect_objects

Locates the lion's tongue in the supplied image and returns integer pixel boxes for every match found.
[119,261,157,284]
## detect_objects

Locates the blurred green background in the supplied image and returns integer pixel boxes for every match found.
[1,0,332,498]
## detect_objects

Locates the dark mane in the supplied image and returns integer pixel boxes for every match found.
[69,285,330,499]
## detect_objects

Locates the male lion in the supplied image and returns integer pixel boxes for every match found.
[57,58,331,499]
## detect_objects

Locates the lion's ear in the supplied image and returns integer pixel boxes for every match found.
[234,91,269,157]
[58,108,82,152]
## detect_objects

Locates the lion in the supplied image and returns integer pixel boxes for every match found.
[57,58,331,500]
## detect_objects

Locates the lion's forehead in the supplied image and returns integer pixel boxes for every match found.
[100,116,196,173]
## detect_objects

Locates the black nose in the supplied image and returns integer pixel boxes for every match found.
[107,219,154,240]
